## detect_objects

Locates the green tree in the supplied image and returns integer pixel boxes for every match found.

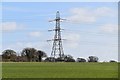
[56,55,75,62]
[77,58,86,62]
[21,48,37,62]
[2,49,17,62]
[88,56,99,62]
[36,50,47,62]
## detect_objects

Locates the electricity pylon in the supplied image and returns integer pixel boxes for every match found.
[48,11,65,60]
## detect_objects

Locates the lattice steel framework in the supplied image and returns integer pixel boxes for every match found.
[48,11,65,59]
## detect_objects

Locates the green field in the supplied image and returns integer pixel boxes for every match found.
[2,62,118,78]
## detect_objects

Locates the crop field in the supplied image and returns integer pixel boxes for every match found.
[2,62,118,78]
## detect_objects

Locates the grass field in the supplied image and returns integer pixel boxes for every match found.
[2,62,118,78]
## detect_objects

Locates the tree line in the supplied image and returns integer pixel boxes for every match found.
[1,47,117,62]
[2,48,47,62]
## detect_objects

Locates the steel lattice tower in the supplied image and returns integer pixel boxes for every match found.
[48,11,65,59]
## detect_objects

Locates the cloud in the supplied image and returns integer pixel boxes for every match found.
[100,24,118,33]
[63,33,80,48]
[4,41,50,55]
[29,32,42,37]
[3,7,31,13]
[1,22,17,31]
[95,7,115,17]
[66,7,116,23]
[0,22,25,32]
[67,8,96,23]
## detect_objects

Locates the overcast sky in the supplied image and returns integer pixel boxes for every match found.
[1,2,118,61]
